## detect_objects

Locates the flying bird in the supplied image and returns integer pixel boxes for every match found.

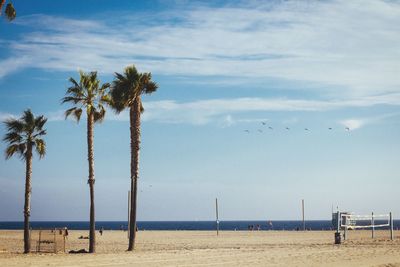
[261,121,267,125]
[345,127,350,131]
[304,128,309,131]
[244,130,250,133]
[268,126,273,130]
[328,127,332,130]
[258,129,263,133]
[285,127,290,130]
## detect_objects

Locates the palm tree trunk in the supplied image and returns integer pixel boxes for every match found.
[87,112,96,253]
[128,97,141,251]
[23,144,32,253]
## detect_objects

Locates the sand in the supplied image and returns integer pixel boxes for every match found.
[1,230,400,266]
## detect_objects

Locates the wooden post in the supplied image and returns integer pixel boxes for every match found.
[390,212,394,240]
[38,230,41,252]
[54,229,57,253]
[344,225,347,240]
[128,190,131,239]
[371,212,375,239]
[302,199,305,231]
[215,198,219,236]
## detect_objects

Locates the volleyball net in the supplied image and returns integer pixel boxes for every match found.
[340,213,390,230]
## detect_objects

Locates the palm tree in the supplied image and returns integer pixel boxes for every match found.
[3,109,47,253]
[110,65,158,251]
[62,71,110,253]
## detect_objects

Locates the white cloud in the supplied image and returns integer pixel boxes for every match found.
[1,0,399,97]
[339,112,400,130]
[139,95,400,125]
[339,119,366,131]
[2,95,400,126]
[0,112,16,121]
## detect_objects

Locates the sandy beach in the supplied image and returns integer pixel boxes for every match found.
[0,230,399,266]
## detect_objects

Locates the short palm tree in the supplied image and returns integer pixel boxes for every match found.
[110,65,158,251]
[3,109,47,253]
[62,71,110,253]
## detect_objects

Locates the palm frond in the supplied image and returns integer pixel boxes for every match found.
[140,101,145,114]
[4,118,24,133]
[34,139,46,159]
[32,129,47,138]
[22,109,35,129]
[5,3,16,21]
[73,108,83,122]
[61,96,84,104]
[3,132,22,144]
[5,144,19,159]
[34,115,47,131]
[93,105,106,123]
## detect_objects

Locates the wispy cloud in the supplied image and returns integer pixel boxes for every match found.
[339,112,400,130]
[2,95,400,126]
[339,119,366,131]
[0,112,16,121]
[1,0,400,98]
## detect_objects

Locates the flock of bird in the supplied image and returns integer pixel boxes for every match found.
[243,121,350,133]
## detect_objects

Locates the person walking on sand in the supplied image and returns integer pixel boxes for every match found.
[99,227,104,236]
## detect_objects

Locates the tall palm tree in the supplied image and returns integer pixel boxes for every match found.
[3,109,47,253]
[62,71,110,253]
[110,65,158,251]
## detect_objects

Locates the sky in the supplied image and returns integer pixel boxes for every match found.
[0,0,400,221]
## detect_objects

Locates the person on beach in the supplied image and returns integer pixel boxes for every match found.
[100,227,104,236]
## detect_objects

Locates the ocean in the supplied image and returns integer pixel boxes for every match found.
[1,220,399,231]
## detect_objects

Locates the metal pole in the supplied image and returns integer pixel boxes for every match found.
[334,211,341,244]
[128,190,131,239]
[372,212,374,239]
[215,198,219,236]
[390,212,394,240]
[336,211,340,233]
[302,199,305,231]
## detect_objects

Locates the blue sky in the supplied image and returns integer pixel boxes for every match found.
[0,0,400,221]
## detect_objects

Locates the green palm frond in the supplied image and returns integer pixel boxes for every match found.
[5,144,20,159]
[63,70,110,124]
[3,132,22,144]
[4,118,24,133]
[22,109,35,129]
[65,107,83,122]
[110,65,158,114]
[93,105,106,123]
[34,115,47,131]
[61,96,84,104]
[35,139,46,158]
